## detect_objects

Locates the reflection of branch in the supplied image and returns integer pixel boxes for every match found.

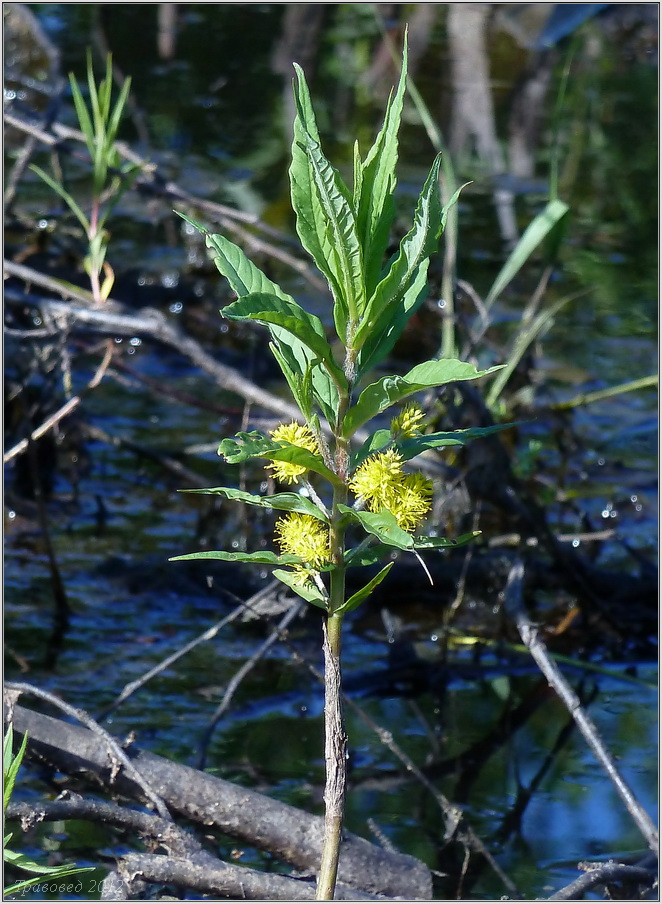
[503,560,659,855]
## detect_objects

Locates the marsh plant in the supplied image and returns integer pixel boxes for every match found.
[173,41,503,900]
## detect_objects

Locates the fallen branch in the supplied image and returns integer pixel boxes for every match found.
[548,857,658,900]
[5,703,432,899]
[503,559,659,855]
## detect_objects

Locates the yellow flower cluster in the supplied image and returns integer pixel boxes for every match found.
[274,513,330,582]
[349,449,433,533]
[391,403,426,439]
[266,422,320,484]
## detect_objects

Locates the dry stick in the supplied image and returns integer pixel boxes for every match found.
[5,682,171,822]
[503,560,659,855]
[4,265,304,423]
[97,580,284,722]
[197,599,303,770]
[548,860,658,901]
[4,110,325,294]
[4,339,113,463]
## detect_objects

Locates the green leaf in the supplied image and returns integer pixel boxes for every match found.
[350,429,393,469]
[3,727,28,815]
[290,64,364,340]
[169,550,303,566]
[396,424,517,462]
[355,37,408,298]
[4,866,93,896]
[335,562,394,615]
[411,531,481,550]
[218,431,341,486]
[337,505,413,551]
[176,215,339,418]
[342,359,504,437]
[181,486,328,521]
[223,293,346,388]
[485,198,570,310]
[272,568,328,610]
[354,154,447,371]
[29,165,90,233]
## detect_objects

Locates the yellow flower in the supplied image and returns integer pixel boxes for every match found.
[348,449,404,508]
[391,403,426,439]
[266,422,320,485]
[274,513,330,579]
[349,450,432,532]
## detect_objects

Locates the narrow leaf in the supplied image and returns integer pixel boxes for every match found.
[396,424,517,462]
[273,568,329,609]
[356,180,466,374]
[338,504,413,550]
[180,486,329,521]
[218,431,341,485]
[342,359,504,437]
[355,37,408,297]
[169,550,303,565]
[223,293,346,388]
[485,198,570,309]
[335,562,394,615]
[411,531,481,550]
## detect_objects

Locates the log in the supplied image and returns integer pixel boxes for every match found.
[7,704,432,900]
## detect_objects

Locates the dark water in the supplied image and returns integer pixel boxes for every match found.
[4,5,657,900]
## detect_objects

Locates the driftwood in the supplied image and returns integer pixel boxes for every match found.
[6,702,432,900]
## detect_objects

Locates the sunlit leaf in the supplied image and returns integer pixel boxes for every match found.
[223,293,346,388]
[337,505,413,550]
[272,568,329,610]
[290,64,364,340]
[181,485,329,521]
[335,562,394,615]
[485,198,570,310]
[342,359,504,437]
[396,424,517,462]
[169,550,303,565]
[218,431,340,485]
[355,36,408,297]
[350,429,393,469]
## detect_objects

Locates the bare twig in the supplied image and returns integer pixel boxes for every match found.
[548,858,658,900]
[5,683,172,821]
[503,559,659,855]
[197,599,303,769]
[97,580,286,723]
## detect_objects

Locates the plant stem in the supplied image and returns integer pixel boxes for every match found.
[316,611,346,900]
[317,424,349,900]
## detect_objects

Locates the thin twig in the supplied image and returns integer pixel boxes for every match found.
[5,682,172,822]
[197,599,303,770]
[503,559,659,855]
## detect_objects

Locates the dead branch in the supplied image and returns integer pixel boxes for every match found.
[548,857,658,900]
[503,559,659,855]
[5,684,172,822]
[5,703,432,899]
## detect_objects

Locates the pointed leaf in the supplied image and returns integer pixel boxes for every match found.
[218,431,341,485]
[181,486,328,521]
[337,504,413,550]
[290,64,364,340]
[411,531,481,550]
[273,568,329,610]
[355,38,408,297]
[356,179,467,375]
[342,359,504,437]
[223,293,346,388]
[169,550,303,565]
[396,423,517,462]
[335,562,394,615]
